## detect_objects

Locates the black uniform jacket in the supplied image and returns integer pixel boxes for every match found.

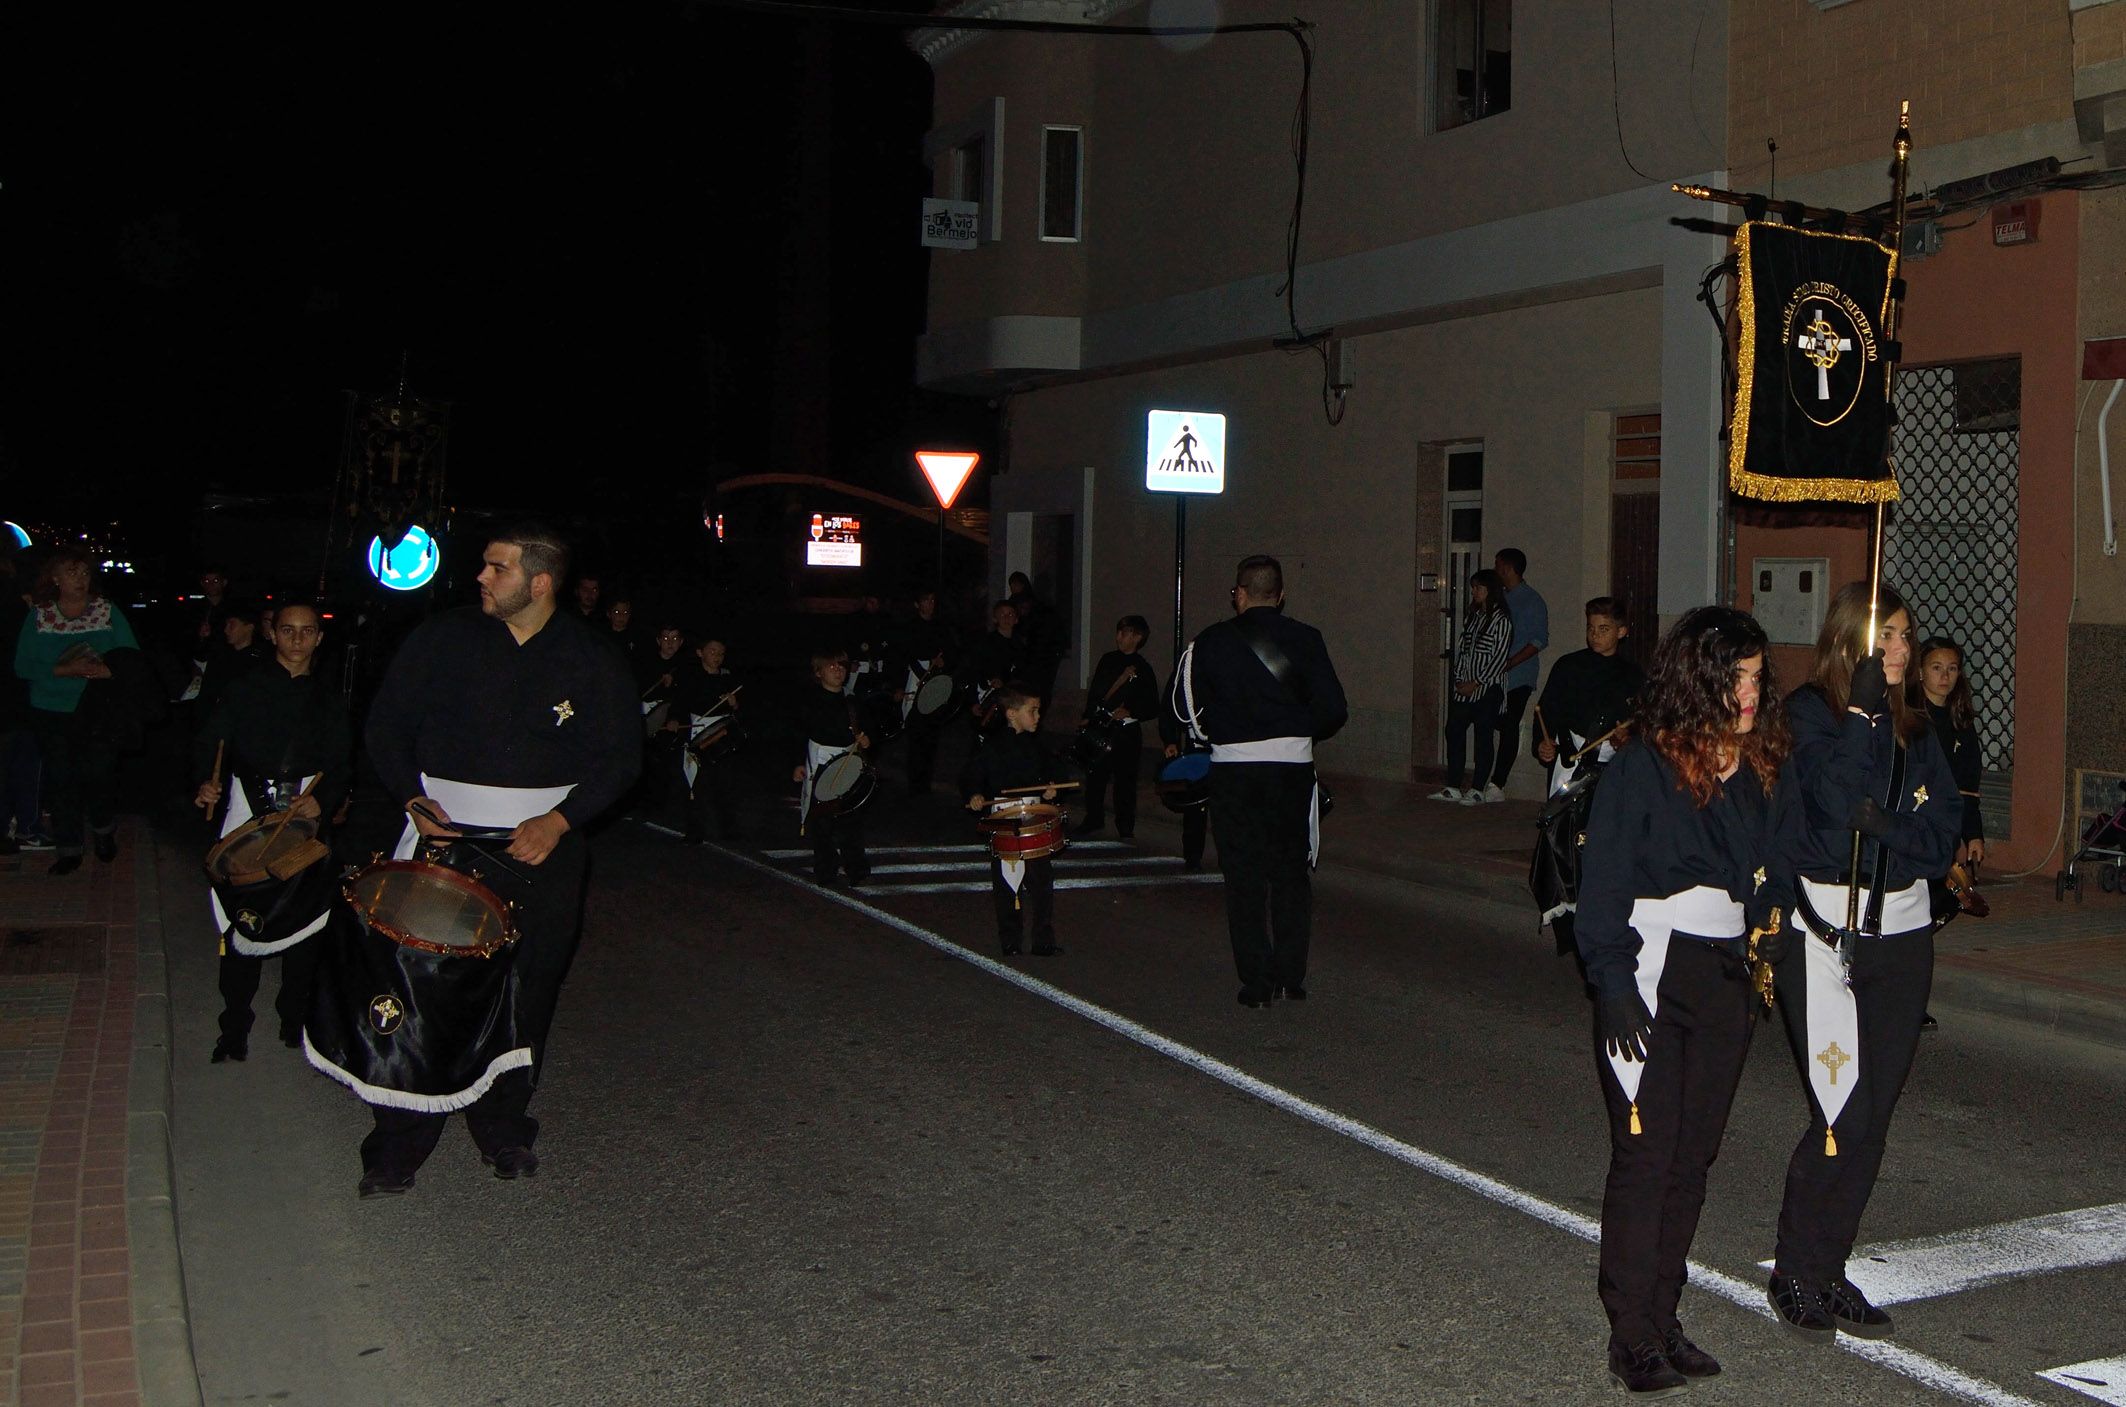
[675,662,742,719]
[1084,650,1159,724]
[1779,685,1959,894]
[1167,606,1347,747]
[1924,700,1985,843]
[1536,648,1644,749]
[366,607,640,831]
[797,684,857,755]
[197,640,268,720]
[636,649,687,702]
[959,728,1061,800]
[1577,740,1789,999]
[965,629,1028,688]
[194,663,354,815]
[897,615,959,678]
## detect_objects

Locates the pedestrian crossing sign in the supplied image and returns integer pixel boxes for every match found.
[1145,410,1226,495]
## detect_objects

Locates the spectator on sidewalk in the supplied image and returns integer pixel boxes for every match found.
[1483,547,1549,802]
[14,547,139,875]
[0,542,43,853]
[1429,570,1512,804]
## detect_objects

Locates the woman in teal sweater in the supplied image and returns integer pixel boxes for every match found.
[14,547,137,874]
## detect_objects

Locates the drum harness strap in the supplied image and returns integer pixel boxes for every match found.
[1230,613,1333,819]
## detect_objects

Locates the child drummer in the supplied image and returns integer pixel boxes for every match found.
[794,649,870,885]
[960,686,1064,957]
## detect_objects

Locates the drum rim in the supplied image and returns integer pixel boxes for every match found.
[205,813,322,884]
[343,859,519,959]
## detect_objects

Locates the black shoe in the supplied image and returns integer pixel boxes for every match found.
[1767,1272,1837,1341]
[1274,984,1307,1001]
[48,855,82,876]
[1238,987,1273,1009]
[1606,1341,1688,1397]
[1184,858,1203,872]
[1825,1277,1894,1338]
[482,1146,540,1180]
[846,871,870,886]
[1920,1012,1939,1032]
[210,1035,248,1064]
[1031,944,1062,956]
[1117,830,1134,841]
[1001,943,1021,956]
[358,1168,415,1199]
[1660,1328,1720,1378]
[1073,820,1104,838]
[92,832,117,862]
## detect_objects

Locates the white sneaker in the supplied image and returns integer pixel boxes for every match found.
[1480,783,1506,803]
[1428,786,1463,802]
[1459,790,1483,806]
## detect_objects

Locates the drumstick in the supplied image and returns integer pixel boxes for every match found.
[203,739,226,820]
[709,685,743,711]
[999,782,1081,796]
[260,773,323,851]
[1567,723,1628,766]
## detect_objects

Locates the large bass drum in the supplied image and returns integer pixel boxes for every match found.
[204,811,337,955]
[1530,763,1605,928]
[304,853,531,1111]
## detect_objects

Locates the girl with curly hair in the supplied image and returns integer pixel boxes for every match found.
[1764,583,1958,1345]
[1575,606,1790,1396]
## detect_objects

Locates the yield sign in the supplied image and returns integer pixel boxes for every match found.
[914,450,980,509]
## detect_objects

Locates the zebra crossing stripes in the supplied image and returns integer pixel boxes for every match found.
[758,841,1222,895]
[2041,1357,2126,1405]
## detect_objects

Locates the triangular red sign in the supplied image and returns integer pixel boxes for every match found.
[915,450,980,509]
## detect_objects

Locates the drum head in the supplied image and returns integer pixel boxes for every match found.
[347,861,512,956]
[208,814,323,883]
[915,674,959,716]
[815,753,868,802]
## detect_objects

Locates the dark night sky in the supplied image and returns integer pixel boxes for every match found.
[1,3,975,551]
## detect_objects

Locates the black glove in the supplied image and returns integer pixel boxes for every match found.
[1752,918,1789,967]
[1847,654,1888,714]
[1596,991,1655,1062]
[1849,796,1895,838]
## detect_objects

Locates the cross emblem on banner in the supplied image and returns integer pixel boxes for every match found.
[1795,307,1853,400]
[1816,1040,1851,1085]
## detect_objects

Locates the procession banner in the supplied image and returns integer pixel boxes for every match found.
[1729,221,1900,505]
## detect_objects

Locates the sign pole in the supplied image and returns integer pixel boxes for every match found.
[937,505,947,606]
[1172,495,1187,665]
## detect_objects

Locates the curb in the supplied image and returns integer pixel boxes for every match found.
[126,836,203,1407]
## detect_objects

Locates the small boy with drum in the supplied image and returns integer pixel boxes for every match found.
[793,649,871,885]
[961,686,1064,956]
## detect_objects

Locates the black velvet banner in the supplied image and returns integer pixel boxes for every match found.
[1729,221,1901,505]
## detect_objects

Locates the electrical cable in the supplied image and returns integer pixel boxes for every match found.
[1608,0,1658,182]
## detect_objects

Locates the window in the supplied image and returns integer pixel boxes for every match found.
[1040,126,1083,242]
[1432,0,1511,132]
[952,137,986,204]
[923,97,1005,243]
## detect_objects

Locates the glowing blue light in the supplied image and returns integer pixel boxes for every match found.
[2,521,28,549]
[367,524,439,592]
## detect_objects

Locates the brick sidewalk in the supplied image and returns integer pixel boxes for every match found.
[0,823,155,1407]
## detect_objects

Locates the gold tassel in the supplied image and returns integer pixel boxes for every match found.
[1629,1103,1642,1136]
[1825,1126,1838,1157]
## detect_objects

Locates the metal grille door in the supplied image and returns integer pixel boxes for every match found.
[1884,360,2019,774]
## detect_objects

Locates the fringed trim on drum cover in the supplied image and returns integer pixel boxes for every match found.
[228,907,332,958]
[300,1033,533,1113]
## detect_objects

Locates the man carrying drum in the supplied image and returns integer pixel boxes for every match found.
[193,600,350,1062]
[354,522,639,1198]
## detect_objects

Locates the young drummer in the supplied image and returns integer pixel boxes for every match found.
[963,600,1028,735]
[1077,615,1159,839]
[1766,584,1957,1343]
[1534,597,1646,958]
[960,686,1063,956]
[673,635,743,843]
[792,649,870,885]
[1576,607,1790,1397]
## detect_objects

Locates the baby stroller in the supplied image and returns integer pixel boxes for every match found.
[2058,780,2126,901]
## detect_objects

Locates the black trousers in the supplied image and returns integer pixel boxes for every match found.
[905,718,941,792]
[686,757,740,839]
[1489,684,1534,788]
[218,936,321,1043]
[1772,925,1935,1282]
[810,808,867,883]
[1596,938,1755,1348]
[991,855,1054,951]
[1081,728,1143,834]
[1208,762,1314,994]
[362,836,589,1173]
[1443,686,1502,789]
[1181,807,1209,868]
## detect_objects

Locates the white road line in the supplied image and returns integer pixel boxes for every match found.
[843,855,1185,877]
[2040,1356,2126,1404]
[642,820,2044,1407]
[1756,1202,2126,1306]
[863,874,1226,895]
[759,841,1136,860]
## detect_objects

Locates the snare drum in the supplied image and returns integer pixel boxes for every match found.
[1156,752,1212,812]
[977,800,1069,862]
[1072,713,1121,769]
[914,672,963,721]
[856,689,905,746]
[204,812,337,954]
[688,716,744,760]
[303,855,531,1111]
[810,752,876,819]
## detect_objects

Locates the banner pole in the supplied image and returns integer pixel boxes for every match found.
[1846,101,1913,934]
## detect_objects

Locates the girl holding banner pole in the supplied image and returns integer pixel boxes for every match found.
[1767,582,1957,1342]
[1575,607,1790,1396]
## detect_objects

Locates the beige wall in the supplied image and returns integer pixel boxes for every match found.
[998,285,1663,781]
[1727,0,2073,184]
[926,0,1724,327]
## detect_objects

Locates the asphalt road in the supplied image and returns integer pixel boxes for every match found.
[162,758,2126,1407]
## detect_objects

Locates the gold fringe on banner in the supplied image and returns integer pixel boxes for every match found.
[1726,221,1904,506]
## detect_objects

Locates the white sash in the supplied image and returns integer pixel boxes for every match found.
[1793,877,1925,1146]
[798,740,842,829]
[1607,886,1746,1107]
[210,773,327,955]
[394,775,576,861]
[682,711,730,790]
